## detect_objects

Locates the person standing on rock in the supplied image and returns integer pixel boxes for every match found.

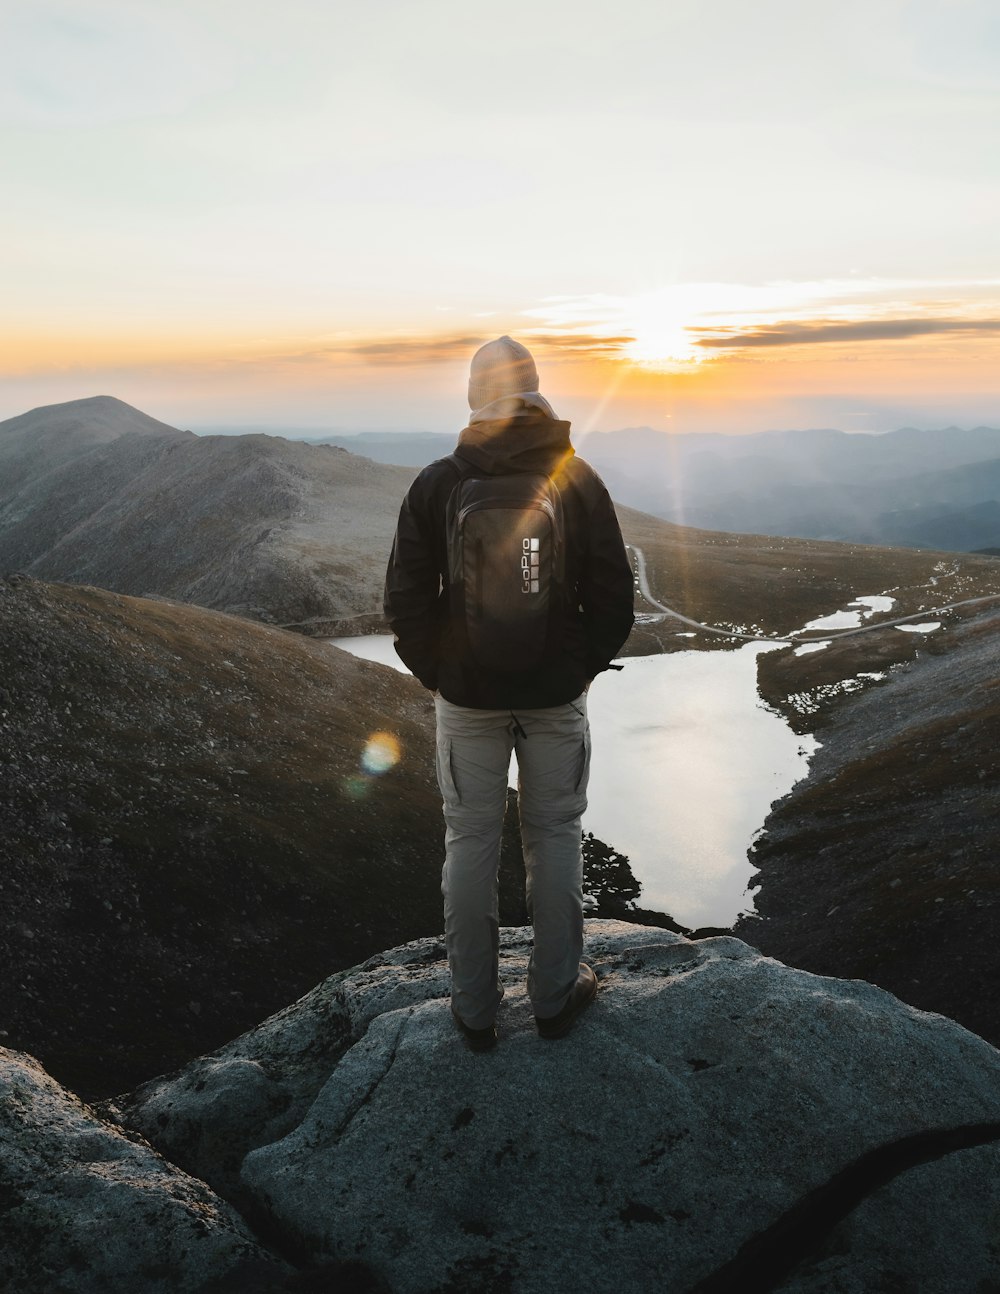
[384,336,635,1051]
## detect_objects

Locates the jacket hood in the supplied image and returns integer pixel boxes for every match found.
[469,391,557,422]
[455,410,574,476]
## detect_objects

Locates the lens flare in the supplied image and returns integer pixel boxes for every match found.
[361,731,401,775]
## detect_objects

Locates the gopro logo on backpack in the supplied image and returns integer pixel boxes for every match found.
[522,537,540,593]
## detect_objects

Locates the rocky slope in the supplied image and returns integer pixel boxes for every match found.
[743,599,1000,1047]
[0,575,450,1098]
[0,393,189,486]
[0,396,416,628]
[6,923,1000,1291]
[85,921,1000,1294]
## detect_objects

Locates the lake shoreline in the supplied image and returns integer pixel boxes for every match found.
[329,634,818,930]
[736,601,1000,1051]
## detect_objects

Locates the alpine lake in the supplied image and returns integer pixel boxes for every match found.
[329,631,820,929]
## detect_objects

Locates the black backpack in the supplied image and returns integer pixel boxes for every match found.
[444,455,567,673]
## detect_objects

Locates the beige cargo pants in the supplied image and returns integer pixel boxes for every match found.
[434,692,591,1029]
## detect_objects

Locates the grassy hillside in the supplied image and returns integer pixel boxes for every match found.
[0,576,446,1098]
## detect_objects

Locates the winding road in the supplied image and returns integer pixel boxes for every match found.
[627,543,1000,645]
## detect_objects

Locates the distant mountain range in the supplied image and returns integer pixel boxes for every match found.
[303,423,1000,553]
[574,424,1000,553]
[7,396,993,636]
[302,429,460,466]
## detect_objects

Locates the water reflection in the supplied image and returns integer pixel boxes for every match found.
[329,635,817,929]
[584,645,816,928]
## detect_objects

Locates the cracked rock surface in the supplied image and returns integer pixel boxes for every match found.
[112,921,1000,1293]
[0,1047,289,1294]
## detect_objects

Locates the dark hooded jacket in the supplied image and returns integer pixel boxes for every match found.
[384,408,635,709]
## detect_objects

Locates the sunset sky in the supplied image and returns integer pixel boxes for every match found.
[2,0,998,435]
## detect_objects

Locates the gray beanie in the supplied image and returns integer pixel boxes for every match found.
[468,336,539,411]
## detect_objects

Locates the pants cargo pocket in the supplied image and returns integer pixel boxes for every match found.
[574,725,592,795]
[435,737,461,807]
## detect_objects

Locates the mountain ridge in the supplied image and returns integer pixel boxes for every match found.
[0,397,416,625]
[7,396,1000,638]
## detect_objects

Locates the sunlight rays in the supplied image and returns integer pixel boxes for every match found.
[524,278,1000,372]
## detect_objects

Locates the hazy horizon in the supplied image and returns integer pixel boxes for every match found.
[6,393,1000,441]
[5,388,1000,443]
[183,418,997,440]
[3,1,998,435]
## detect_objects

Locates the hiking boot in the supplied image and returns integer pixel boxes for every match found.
[451,1006,498,1053]
[535,963,598,1040]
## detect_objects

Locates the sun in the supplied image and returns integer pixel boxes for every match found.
[619,287,717,368]
[527,282,814,369]
[623,321,702,367]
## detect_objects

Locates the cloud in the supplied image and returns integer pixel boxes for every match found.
[346,335,486,363]
[309,331,636,366]
[693,317,1000,349]
[525,332,635,355]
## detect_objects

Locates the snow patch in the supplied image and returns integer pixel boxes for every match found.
[787,670,889,715]
[800,593,897,634]
[794,641,830,657]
